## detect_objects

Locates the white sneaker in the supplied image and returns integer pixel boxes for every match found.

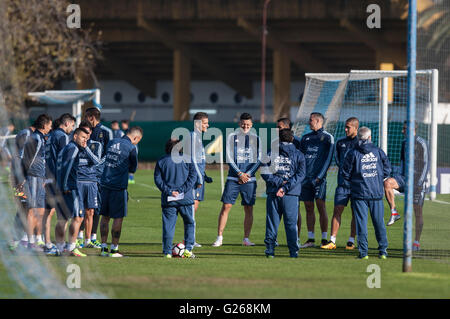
[387,213,401,226]
[212,238,223,247]
[194,242,202,248]
[242,239,255,246]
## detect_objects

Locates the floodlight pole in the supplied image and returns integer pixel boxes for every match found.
[403,0,417,273]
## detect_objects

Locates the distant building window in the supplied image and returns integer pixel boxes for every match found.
[234,93,243,104]
[162,92,170,103]
[210,92,218,104]
[114,92,122,103]
[138,92,146,103]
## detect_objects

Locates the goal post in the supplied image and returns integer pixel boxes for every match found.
[293,69,438,202]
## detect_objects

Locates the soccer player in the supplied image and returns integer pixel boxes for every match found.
[154,138,197,258]
[83,107,113,247]
[111,120,124,139]
[384,121,428,251]
[99,126,143,257]
[261,129,306,258]
[321,117,358,250]
[76,121,103,249]
[21,114,52,251]
[298,112,334,248]
[341,127,391,259]
[212,113,260,247]
[189,112,212,248]
[55,127,91,256]
[43,113,75,255]
[120,119,129,135]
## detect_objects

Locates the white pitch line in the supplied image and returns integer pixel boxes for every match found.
[137,182,159,191]
[431,199,450,205]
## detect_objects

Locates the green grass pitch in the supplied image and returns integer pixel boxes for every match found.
[1,169,449,298]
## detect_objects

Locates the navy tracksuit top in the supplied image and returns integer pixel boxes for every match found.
[77,140,103,182]
[22,130,46,178]
[261,142,306,196]
[335,136,359,186]
[298,127,334,182]
[341,140,392,200]
[90,123,113,159]
[154,154,197,207]
[56,141,83,191]
[45,128,70,180]
[101,136,138,191]
[226,130,260,179]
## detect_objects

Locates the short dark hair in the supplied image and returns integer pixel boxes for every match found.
[240,113,252,121]
[33,114,52,130]
[111,120,119,125]
[165,138,180,154]
[59,113,76,126]
[127,126,143,137]
[345,117,359,128]
[279,128,294,143]
[310,112,324,122]
[74,127,89,136]
[79,120,92,130]
[277,117,292,129]
[121,119,129,125]
[84,107,101,121]
[193,112,208,121]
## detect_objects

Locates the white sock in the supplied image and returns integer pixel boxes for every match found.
[29,235,35,244]
[36,235,42,242]
[78,231,84,239]
[68,242,76,251]
[56,242,65,252]
[348,237,355,244]
[330,235,336,244]
[91,234,97,241]
[85,239,91,246]
[101,243,108,249]
[308,232,314,240]
[217,235,223,241]
[391,208,398,214]
[111,244,118,251]
[322,232,327,240]
[21,233,28,242]
[243,237,250,242]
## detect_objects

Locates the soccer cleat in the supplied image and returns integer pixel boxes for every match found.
[28,243,43,253]
[8,241,19,252]
[70,248,87,257]
[100,247,109,257]
[212,238,223,247]
[165,254,172,258]
[320,241,337,250]
[90,240,102,248]
[345,242,356,250]
[45,246,61,256]
[300,239,315,248]
[36,240,45,248]
[387,213,401,226]
[128,179,135,185]
[321,239,328,246]
[266,254,275,258]
[110,249,123,258]
[379,254,387,260]
[412,242,420,251]
[84,242,96,248]
[193,242,202,248]
[357,255,369,260]
[183,250,196,258]
[242,239,255,246]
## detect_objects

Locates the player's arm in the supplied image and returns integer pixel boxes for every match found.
[178,162,197,194]
[128,146,138,174]
[315,133,335,183]
[417,139,429,186]
[246,135,261,176]
[282,152,306,193]
[153,161,171,195]
[21,137,38,179]
[85,144,102,166]
[191,132,204,186]
[59,146,78,193]
[341,150,354,188]
[226,133,241,176]
[260,153,284,188]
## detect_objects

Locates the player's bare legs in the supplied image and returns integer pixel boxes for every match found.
[84,209,94,246]
[304,201,315,234]
[384,178,399,210]
[194,200,200,212]
[413,204,424,250]
[68,217,83,251]
[243,205,253,239]
[330,205,345,238]
[316,198,328,235]
[100,215,110,244]
[111,218,123,246]
[26,209,37,247]
[42,208,55,245]
[217,203,233,237]
[34,208,45,245]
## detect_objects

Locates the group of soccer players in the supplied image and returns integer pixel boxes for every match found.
[8,108,143,258]
[160,111,428,259]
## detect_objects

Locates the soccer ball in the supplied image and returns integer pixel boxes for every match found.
[172,242,185,258]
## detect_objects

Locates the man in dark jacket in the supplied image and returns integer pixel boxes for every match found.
[261,129,306,258]
[341,127,391,259]
[154,138,197,258]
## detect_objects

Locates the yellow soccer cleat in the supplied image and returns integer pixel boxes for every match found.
[320,241,337,250]
[345,242,356,250]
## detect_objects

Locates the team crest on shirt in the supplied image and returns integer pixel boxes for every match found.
[320,136,324,141]
[90,144,96,152]
[99,132,103,139]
